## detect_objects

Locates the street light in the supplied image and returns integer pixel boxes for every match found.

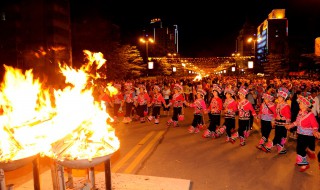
[172,67,176,72]
[247,37,256,56]
[247,37,261,73]
[248,61,253,69]
[168,53,177,59]
[140,37,154,77]
[148,61,154,69]
[232,52,240,85]
[231,52,240,72]
[181,60,186,76]
[167,53,177,64]
[140,37,154,61]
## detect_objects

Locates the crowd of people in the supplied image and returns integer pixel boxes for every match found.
[98,75,320,172]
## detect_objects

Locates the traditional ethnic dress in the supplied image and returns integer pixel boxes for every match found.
[221,97,238,141]
[262,101,291,153]
[289,110,318,171]
[167,92,185,127]
[148,90,166,124]
[257,101,276,149]
[202,96,223,138]
[187,97,207,133]
[231,98,257,145]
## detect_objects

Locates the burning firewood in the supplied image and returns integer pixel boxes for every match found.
[3,126,22,149]
[48,125,118,162]
[1,51,120,166]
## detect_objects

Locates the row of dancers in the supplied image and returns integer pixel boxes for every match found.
[104,81,319,172]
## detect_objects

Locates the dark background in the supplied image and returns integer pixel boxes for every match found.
[71,0,320,57]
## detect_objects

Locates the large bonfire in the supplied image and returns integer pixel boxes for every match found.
[0,50,120,163]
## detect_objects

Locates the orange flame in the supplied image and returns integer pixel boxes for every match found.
[106,83,118,97]
[0,50,120,162]
[193,74,202,81]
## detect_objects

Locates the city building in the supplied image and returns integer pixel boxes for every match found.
[141,18,179,58]
[236,20,256,57]
[0,0,72,81]
[256,9,288,72]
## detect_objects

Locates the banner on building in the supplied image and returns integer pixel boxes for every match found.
[316,37,320,56]
[289,71,306,76]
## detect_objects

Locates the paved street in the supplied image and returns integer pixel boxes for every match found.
[3,106,320,190]
[109,106,320,190]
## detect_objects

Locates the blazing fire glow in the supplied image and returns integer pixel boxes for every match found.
[107,83,118,97]
[0,50,120,163]
[0,66,54,162]
[193,74,202,81]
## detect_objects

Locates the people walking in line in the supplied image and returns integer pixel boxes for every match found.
[186,89,207,134]
[111,83,124,123]
[148,85,167,124]
[218,87,238,142]
[262,87,291,154]
[134,84,150,123]
[256,92,276,149]
[202,84,223,138]
[99,86,112,109]
[289,89,301,139]
[315,132,320,170]
[310,88,320,124]
[247,87,256,129]
[183,81,191,103]
[166,84,185,127]
[162,84,171,117]
[285,93,319,172]
[122,82,135,124]
[230,87,257,146]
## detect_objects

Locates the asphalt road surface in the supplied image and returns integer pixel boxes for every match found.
[3,106,320,190]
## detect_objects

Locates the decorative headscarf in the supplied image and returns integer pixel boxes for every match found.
[277,87,290,99]
[212,84,222,94]
[197,89,206,97]
[297,92,314,108]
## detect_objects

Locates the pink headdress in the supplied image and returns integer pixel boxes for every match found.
[212,84,222,94]
[197,89,206,97]
[262,92,274,101]
[238,88,248,96]
[174,84,183,92]
[297,93,314,108]
[277,87,290,99]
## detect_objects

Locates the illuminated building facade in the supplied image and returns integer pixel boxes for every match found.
[256,9,288,68]
[142,18,179,57]
[236,20,256,56]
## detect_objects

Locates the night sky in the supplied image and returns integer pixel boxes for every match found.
[72,0,320,57]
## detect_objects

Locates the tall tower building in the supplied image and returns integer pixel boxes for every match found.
[256,9,288,68]
[143,18,178,57]
[236,20,256,56]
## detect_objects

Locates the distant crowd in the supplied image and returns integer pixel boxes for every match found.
[97,75,320,172]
